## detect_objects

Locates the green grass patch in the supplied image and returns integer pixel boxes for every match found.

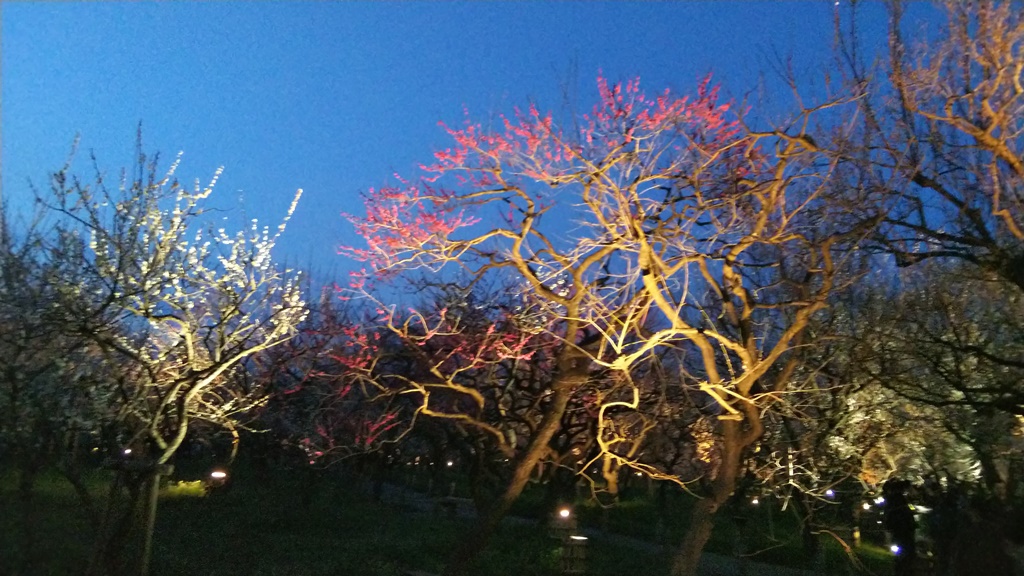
[2,464,889,575]
[0,466,670,576]
[0,468,110,575]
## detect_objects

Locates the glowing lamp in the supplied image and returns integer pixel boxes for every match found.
[548,506,578,541]
[205,468,229,490]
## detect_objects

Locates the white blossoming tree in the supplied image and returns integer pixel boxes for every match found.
[40,143,306,576]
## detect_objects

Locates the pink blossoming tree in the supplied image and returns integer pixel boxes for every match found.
[343,75,869,575]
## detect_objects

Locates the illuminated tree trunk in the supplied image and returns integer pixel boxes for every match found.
[443,373,580,576]
[600,456,622,531]
[671,420,746,576]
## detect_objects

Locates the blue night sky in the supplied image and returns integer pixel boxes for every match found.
[2,1,902,283]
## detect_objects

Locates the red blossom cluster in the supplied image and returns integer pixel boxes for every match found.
[340,74,748,277]
[340,181,480,272]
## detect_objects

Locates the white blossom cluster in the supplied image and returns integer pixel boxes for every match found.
[43,154,308,464]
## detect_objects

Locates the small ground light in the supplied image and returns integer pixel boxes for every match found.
[862,503,871,510]
[825,489,835,498]
[751,498,759,505]
[549,507,577,541]
[207,469,229,489]
[890,545,900,555]
[562,535,588,575]
[123,448,132,455]
[874,496,886,504]
[446,460,453,467]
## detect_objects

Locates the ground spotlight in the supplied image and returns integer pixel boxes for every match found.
[207,469,229,489]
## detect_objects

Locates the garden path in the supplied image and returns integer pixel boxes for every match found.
[378,483,832,576]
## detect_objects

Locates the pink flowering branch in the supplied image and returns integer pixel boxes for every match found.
[341,74,749,286]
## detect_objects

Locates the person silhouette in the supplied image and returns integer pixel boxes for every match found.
[883,479,916,576]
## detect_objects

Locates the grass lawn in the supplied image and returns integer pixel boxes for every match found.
[1,463,893,575]
[0,471,100,576]
[1,465,671,576]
